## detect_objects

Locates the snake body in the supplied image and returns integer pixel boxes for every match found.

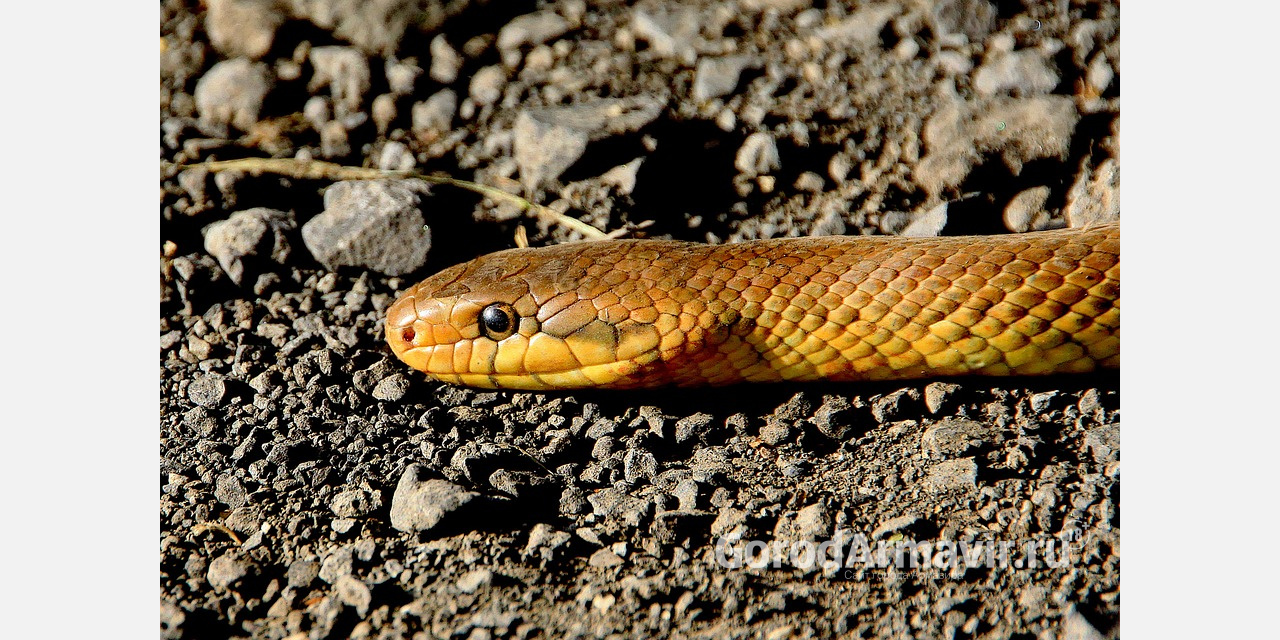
[386,223,1118,390]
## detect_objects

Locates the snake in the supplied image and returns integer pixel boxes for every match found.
[385,223,1118,390]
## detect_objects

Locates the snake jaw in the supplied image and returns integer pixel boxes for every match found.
[385,292,428,369]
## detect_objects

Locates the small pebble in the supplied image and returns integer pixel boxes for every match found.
[468,65,507,106]
[187,374,226,408]
[385,57,422,95]
[411,89,458,139]
[371,93,397,134]
[205,0,281,59]
[735,132,780,176]
[588,548,625,568]
[309,46,371,117]
[194,59,271,133]
[692,55,756,102]
[319,120,350,157]
[372,373,410,401]
[1004,186,1052,232]
[456,568,494,594]
[388,465,480,533]
[203,208,294,285]
[335,575,372,617]
[429,35,463,83]
[207,554,251,591]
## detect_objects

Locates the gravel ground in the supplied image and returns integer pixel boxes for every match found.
[160,1,1120,638]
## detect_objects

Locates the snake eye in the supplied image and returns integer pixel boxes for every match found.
[479,303,517,340]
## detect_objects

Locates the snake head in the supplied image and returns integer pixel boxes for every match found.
[385,243,701,390]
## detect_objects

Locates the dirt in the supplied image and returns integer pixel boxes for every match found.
[160,0,1120,638]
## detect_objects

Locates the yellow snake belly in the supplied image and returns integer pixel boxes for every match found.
[385,223,1119,390]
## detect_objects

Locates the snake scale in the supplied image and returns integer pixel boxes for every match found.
[385,223,1119,390]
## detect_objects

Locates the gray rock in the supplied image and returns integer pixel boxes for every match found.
[308,46,370,117]
[330,487,380,517]
[303,96,332,128]
[498,12,570,54]
[319,120,351,157]
[921,419,993,458]
[588,547,625,568]
[710,507,747,537]
[214,473,247,508]
[523,524,572,563]
[735,132,780,176]
[871,388,920,423]
[513,113,587,190]
[559,486,588,515]
[624,449,658,484]
[468,606,520,632]
[468,65,507,106]
[901,202,948,237]
[794,171,825,193]
[411,89,457,139]
[514,97,664,189]
[371,93,397,134]
[932,0,996,41]
[791,502,831,540]
[923,382,961,414]
[809,208,846,236]
[692,56,757,102]
[813,4,898,50]
[674,413,714,443]
[205,0,281,59]
[973,49,1061,96]
[599,158,644,195]
[758,421,791,445]
[1029,391,1058,413]
[587,487,652,527]
[1004,186,1052,232]
[672,478,700,511]
[207,553,252,591]
[1084,423,1120,464]
[1065,158,1120,228]
[335,575,371,617]
[456,568,494,593]
[303,180,432,276]
[1059,609,1106,640]
[318,547,354,583]
[377,141,415,171]
[925,458,978,493]
[286,559,319,588]
[389,464,479,533]
[292,0,419,56]
[372,373,410,401]
[1087,54,1115,95]
[631,8,699,64]
[160,599,185,639]
[194,59,271,133]
[203,208,295,285]
[385,57,422,95]
[811,394,857,440]
[188,373,227,408]
[428,34,462,84]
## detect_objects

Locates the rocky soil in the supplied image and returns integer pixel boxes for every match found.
[161,0,1120,638]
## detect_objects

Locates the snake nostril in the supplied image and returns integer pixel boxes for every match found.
[402,328,416,343]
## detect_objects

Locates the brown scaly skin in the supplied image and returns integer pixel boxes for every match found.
[385,223,1119,390]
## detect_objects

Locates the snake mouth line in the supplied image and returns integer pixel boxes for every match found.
[397,343,661,389]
